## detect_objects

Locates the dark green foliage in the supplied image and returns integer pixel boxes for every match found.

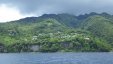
[81,15,113,43]
[0,12,113,52]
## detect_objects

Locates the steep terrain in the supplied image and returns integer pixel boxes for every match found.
[0,12,113,52]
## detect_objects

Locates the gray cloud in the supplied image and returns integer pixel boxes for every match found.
[0,0,113,16]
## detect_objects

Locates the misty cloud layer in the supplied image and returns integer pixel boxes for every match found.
[0,0,113,16]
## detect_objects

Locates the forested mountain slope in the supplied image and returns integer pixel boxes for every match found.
[0,12,113,52]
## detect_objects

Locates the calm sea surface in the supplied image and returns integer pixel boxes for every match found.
[0,52,113,64]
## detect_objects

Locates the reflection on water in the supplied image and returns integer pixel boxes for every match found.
[0,52,113,64]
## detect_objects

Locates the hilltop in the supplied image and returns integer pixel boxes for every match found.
[0,12,113,52]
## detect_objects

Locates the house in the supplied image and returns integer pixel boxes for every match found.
[32,36,38,40]
[84,37,90,40]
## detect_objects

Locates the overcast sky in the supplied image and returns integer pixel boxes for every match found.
[0,0,113,22]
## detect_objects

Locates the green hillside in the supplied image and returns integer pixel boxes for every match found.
[80,15,113,43]
[0,12,113,52]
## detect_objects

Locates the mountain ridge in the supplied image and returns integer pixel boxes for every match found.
[0,12,113,52]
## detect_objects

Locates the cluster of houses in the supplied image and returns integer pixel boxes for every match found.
[32,31,90,41]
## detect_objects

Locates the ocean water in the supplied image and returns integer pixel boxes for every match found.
[0,52,113,64]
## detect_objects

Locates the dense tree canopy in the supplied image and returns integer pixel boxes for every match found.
[0,12,113,52]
